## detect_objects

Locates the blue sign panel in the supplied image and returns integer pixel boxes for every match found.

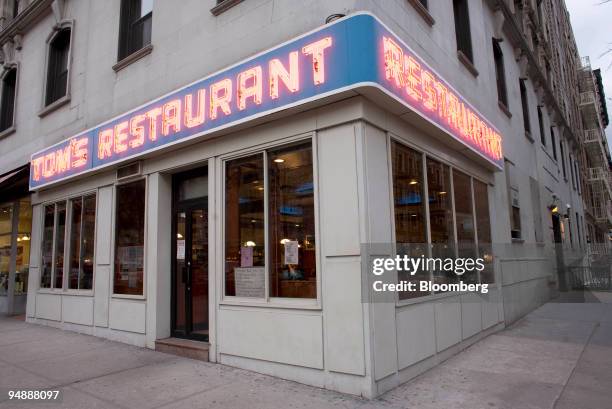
[30,13,503,189]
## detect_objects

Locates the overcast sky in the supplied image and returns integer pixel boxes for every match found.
[565,0,612,150]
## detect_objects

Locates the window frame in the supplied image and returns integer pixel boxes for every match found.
[40,22,74,115]
[65,192,98,294]
[388,134,495,307]
[453,0,474,64]
[38,191,98,295]
[117,0,153,63]
[38,200,69,292]
[492,39,508,109]
[111,177,148,300]
[219,134,321,309]
[0,65,18,135]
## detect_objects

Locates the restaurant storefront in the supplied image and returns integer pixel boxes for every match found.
[24,13,530,397]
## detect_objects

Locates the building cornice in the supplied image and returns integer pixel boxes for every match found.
[0,0,53,45]
[486,0,579,147]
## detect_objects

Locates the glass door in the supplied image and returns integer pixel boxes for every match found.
[172,168,208,341]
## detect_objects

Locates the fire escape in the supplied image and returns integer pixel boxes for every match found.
[578,57,612,243]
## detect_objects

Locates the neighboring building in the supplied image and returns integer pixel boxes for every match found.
[578,59,612,245]
[0,0,599,398]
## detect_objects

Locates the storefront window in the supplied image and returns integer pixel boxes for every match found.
[474,180,494,283]
[68,194,96,290]
[0,204,12,296]
[41,204,54,288]
[453,170,477,284]
[224,140,317,299]
[268,142,316,298]
[114,180,145,295]
[224,154,265,297]
[54,202,66,289]
[15,200,31,295]
[427,159,456,286]
[391,141,427,299]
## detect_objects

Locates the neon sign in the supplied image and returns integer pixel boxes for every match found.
[379,36,502,162]
[30,14,503,189]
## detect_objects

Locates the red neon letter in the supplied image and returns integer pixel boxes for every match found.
[72,137,88,168]
[421,71,437,111]
[302,37,332,85]
[162,99,182,136]
[42,153,55,178]
[404,55,422,102]
[129,114,146,149]
[114,121,129,153]
[31,157,43,181]
[146,107,162,141]
[383,36,404,88]
[210,79,232,120]
[184,89,206,128]
[55,146,71,173]
[98,129,113,160]
[237,67,263,110]
[269,51,299,99]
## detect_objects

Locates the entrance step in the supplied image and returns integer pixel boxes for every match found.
[155,337,210,362]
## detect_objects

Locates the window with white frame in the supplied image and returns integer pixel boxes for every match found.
[113,179,146,295]
[40,202,66,289]
[40,195,97,290]
[224,140,316,299]
[390,139,494,299]
[68,194,96,290]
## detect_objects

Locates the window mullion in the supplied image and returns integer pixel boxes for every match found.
[78,196,86,290]
[263,150,270,302]
[469,178,481,284]
[449,167,459,259]
[51,204,58,289]
[421,153,433,294]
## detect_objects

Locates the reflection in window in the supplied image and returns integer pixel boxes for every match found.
[15,200,31,295]
[474,180,493,283]
[114,180,145,295]
[41,205,54,288]
[0,204,12,295]
[427,159,456,286]
[69,194,96,290]
[268,143,316,298]
[453,170,477,283]
[54,202,66,289]
[225,155,265,297]
[391,141,427,299]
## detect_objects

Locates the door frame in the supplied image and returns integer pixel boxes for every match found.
[170,167,209,341]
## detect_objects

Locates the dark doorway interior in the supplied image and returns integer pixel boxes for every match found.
[171,167,209,341]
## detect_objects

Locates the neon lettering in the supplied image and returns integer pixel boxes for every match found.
[302,37,332,85]
[237,67,263,110]
[210,79,232,119]
[184,89,206,128]
[162,99,182,136]
[269,51,299,99]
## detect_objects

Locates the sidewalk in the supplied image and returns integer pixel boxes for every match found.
[0,294,610,409]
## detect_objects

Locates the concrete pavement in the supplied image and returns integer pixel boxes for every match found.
[1,294,611,409]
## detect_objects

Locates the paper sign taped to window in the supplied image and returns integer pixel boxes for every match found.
[241,246,253,267]
[235,267,265,298]
[176,240,185,260]
[284,240,299,265]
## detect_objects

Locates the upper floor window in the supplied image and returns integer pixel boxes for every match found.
[550,126,557,161]
[492,39,507,108]
[118,0,153,61]
[45,28,71,106]
[0,68,16,132]
[519,79,531,137]
[537,106,545,146]
[453,0,473,63]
